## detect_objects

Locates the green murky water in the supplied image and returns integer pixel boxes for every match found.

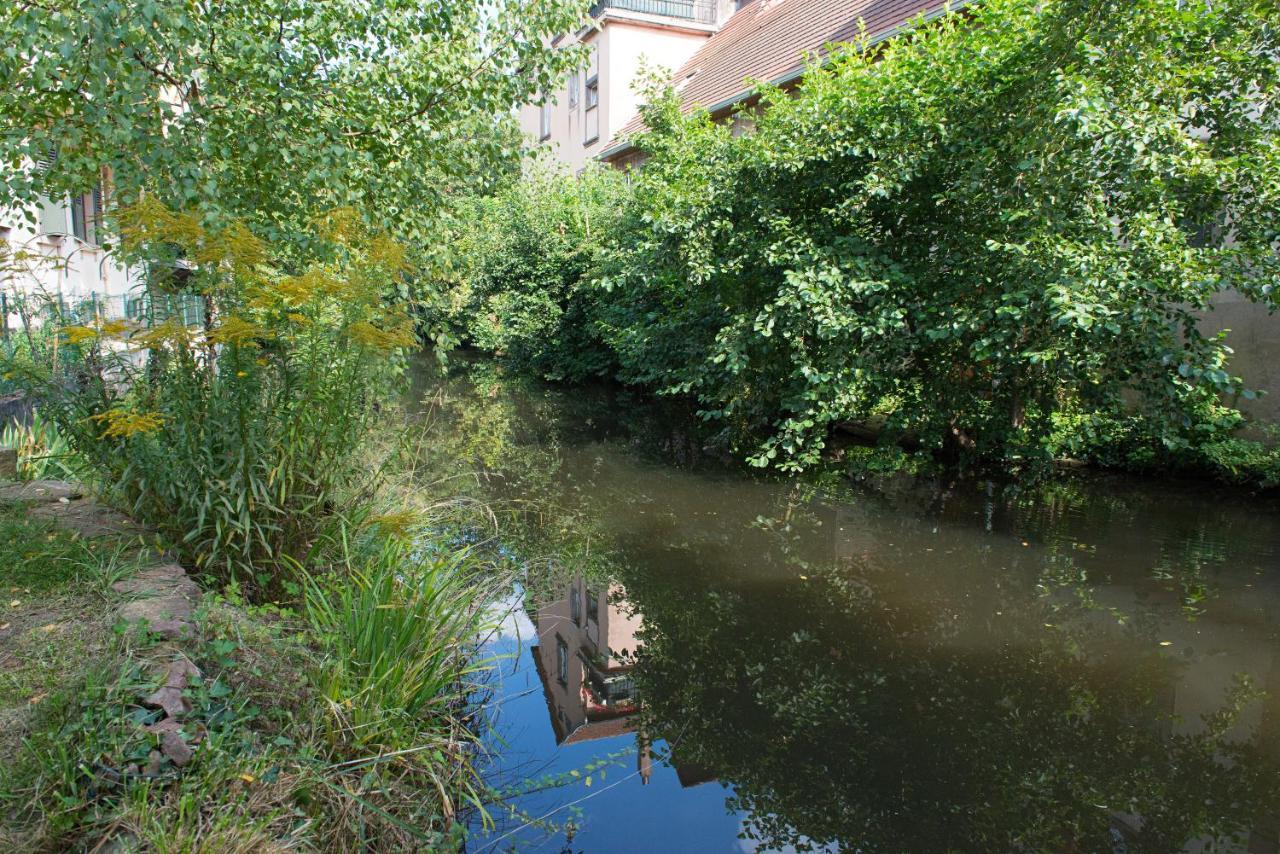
[412,357,1280,853]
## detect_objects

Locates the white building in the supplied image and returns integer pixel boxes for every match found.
[1,165,138,333]
[519,0,737,175]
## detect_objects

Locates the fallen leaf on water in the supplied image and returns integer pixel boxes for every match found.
[1158,641,1173,646]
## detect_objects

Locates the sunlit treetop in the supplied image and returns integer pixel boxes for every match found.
[0,0,588,243]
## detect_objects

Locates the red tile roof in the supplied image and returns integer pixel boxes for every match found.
[603,0,955,157]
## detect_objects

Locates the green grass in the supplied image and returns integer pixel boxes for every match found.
[0,504,139,741]
[0,498,495,851]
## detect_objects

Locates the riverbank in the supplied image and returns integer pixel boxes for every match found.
[0,466,479,850]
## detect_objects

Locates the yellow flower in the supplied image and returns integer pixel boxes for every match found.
[130,319,193,351]
[195,220,267,271]
[366,234,411,275]
[276,268,338,304]
[208,315,271,347]
[346,318,416,352]
[116,198,206,253]
[311,207,364,246]
[90,408,164,440]
[99,319,133,338]
[61,325,97,345]
[62,319,136,345]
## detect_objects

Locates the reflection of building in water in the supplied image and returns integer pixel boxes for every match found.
[530,577,713,789]
[531,578,643,745]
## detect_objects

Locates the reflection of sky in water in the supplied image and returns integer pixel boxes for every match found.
[470,624,746,852]
[418,357,1280,852]
[485,587,536,645]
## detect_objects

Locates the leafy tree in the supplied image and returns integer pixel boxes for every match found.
[600,0,1280,469]
[0,0,586,242]
[434,166,627,380]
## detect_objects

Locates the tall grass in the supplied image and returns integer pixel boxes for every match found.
[301,526,501,831]
[0,410,88,482]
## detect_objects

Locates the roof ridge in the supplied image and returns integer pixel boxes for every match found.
[603,0,956,159]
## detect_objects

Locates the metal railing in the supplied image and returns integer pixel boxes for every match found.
[589,0,718,24]
[1,288,207,340]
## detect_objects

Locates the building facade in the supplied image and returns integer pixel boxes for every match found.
[1,164,138,334]
[519,0,735,174]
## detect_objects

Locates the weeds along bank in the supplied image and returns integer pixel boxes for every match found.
[433,0,1280,488]
[0,204,506,849]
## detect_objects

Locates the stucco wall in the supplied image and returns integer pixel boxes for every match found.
[1200,291,1280,427]
[521,17,712,174]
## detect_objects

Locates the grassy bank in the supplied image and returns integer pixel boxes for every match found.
[0,489,496,851]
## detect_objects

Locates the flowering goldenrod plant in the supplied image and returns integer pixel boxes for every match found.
[5,200,420,595]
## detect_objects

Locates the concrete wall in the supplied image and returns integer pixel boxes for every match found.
[1201,291,1280,427]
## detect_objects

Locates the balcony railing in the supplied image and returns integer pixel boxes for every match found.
[589,0,717,24]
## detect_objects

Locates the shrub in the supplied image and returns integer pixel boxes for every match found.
[437,166,628,381]
[597,0,1280,470]
[3,201,418,595]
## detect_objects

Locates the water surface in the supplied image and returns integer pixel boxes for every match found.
[410,358,1280,853]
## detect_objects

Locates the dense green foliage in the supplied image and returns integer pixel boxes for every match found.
[436,167,628,380]
[442,0,1280,478]
[0,0,584,242]
[0,499,499,850]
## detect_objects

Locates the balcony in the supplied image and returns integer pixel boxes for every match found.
[589,0,718,24]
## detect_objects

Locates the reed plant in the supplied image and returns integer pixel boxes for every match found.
[0,409,85,482]
[301,524,501,831]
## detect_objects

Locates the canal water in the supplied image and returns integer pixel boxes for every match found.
[410,358,1280,853]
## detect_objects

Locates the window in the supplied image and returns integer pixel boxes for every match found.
[70,193,87,242]
[568,72,580,109]
[583,78,599,144]
[570,585,581,625]
[556,637,569,683]
[583,42,599,145]
[586,588,600,624]
[539,95,552,141]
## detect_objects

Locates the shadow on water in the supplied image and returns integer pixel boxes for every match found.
[408,355,1280,853]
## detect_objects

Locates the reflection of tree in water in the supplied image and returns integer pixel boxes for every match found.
[409,356,1280,850]
[622,545,1280,852]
